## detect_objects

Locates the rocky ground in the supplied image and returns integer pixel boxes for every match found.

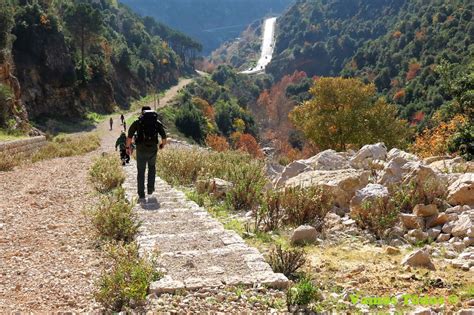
[0,151,104,312]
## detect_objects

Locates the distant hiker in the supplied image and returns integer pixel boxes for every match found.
[123,121,127,132]
[120,114,125,125]
[109,117,113,130]
[126,106,167,200]
[115,131,130,166]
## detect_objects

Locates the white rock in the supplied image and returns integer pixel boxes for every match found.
[350,143,387,169]
[447,173,474,207]
[452,213,474,237]
[401,248,435,270]
[275,160,312,187]
[349,184,389,217]
[387,148,420,162]
[303,149,350,170]
[464,237,474,247]
[290,225,318,245]
[284,169,370,208]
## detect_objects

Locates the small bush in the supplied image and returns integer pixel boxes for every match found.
[267,245,306,278]
[95,242,162,311]
[282,186,332,227]
[0,152,18,171]
[286,277,319,311]
[391,179,446,213]
[89,188,140,243]
[225,161,266,210]
[352,197,400,239]
[258,190,284,231]
[31,133,100,162]
[89,153,125,193]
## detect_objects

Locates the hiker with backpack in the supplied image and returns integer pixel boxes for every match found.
[115,131,130,166]
[126,106,167,200]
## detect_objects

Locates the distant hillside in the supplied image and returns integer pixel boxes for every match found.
[119,0,292,54]
[0,0,200,132]
[266,0,473,119]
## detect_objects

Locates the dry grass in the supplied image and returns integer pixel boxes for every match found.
[157,148,267,210]
[89,153,125,193]
[0,152,19,172]
[31,133,101,162]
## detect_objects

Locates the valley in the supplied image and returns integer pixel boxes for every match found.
[0,0,473,313]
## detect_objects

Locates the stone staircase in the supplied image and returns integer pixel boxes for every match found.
[122,159,288,294]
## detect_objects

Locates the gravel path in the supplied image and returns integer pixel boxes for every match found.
[0,152,104,312]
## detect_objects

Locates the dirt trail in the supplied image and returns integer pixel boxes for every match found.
[0,77,194,312]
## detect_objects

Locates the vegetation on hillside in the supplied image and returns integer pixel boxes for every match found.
[0,0,201,132]
[267,0,473,121]
[120,0,292,54]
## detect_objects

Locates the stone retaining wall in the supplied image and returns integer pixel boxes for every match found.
[0,136,47,157]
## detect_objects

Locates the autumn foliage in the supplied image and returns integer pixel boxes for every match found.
[232,132,263,158]
[290,77,411,151]
[411,114,467,158]
[205,134,229,152]
[406,62,421,81]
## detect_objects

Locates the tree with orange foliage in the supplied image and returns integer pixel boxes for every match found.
[411,114,467,158]
[192,97,215,120]
[205,134,229,152]
[256,71,307,142]
[406,62,421,81]
[232,133,263,158]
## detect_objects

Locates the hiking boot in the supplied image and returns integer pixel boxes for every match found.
[147,189,154,195]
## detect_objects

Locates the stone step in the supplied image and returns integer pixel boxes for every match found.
[137,229,244,253]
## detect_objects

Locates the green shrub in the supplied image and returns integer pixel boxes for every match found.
[175,104,208,143]
[225,160,266,210]
[258,190,283,231]
[286,277,319,310]
[31,133,100,162]
[351,197,400,239]
[89,153,125,193]
[89,188,140,243]
[267,245,306,278]
[95,242,162,311]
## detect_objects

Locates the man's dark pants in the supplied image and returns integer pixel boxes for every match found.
[136,144,157,198]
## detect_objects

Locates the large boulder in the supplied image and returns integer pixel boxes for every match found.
[447,173,474,207]
[451,212,474,237]
[303,149,350,171]
[380,161,447,198]
[284,169,370,208]
[290,225,318,245]
[387,148,420,163]
[401,248,435,270]
[350,184,389,217]
[275,160,312,187]
[400,214,425,230]
[350,143,388,169]
[429,158,474,174]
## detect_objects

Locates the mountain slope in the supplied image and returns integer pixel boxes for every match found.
[119,0,292,54]
[0,0,201,132]
[266,0,473,118]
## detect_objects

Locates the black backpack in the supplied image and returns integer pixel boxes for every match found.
[136,111,163,145]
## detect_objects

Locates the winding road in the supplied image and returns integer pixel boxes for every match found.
[241,17,277,75]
